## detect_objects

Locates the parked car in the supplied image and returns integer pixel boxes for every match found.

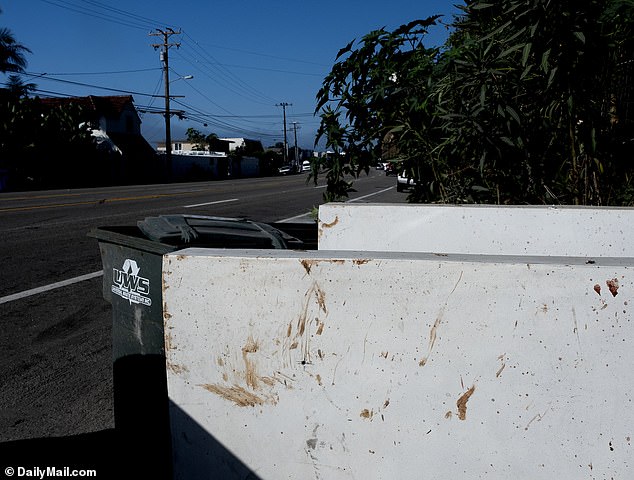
[385,162,398,176]
[302,160,311,172]
[396,169,418,192]
[278,165,292,175]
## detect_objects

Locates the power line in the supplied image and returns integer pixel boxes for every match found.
[29,67,161,76]
[192,41,330,68]
[38,0,158,30]
[35,0,322,131]
[23,72,165,97]
[178,32,277,105]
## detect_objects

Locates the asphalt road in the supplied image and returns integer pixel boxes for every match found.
[0,169,405,478]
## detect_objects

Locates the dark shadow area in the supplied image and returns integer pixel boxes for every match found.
[270,222,318,250]
[113,354,173,479]
[0,429,119,478]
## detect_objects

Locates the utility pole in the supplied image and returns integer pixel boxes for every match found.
[292,121,300,167]
[276,102,292,166]
[151,28,181,173]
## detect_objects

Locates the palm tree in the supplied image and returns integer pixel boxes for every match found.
[0,25,31,74]
[4,74,35,96]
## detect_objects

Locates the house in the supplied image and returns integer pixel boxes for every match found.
[39,95,159,184]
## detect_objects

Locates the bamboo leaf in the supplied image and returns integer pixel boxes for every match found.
[573,31,586,44]
[471,2,495,10]
[497,43,524,59]
[522,42,532,66]
[540,49,551,71]
[506,106,521,124]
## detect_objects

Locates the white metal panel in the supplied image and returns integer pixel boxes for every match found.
[163,249,633,479]
[318,203,634,257]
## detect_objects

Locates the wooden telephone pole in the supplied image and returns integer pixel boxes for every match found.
[150,28,181,171]
[276,102,292,166]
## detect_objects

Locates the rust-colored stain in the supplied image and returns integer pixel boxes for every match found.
[301,259,312,275]
[242,336,259,353]
[420,271,463,367]
[167,363,188,374]
[217,357,225,367]
[419,314,442,367]
[360,408,373,419]
[457,385,476,421]
[287,322,293,337]
[200,383,264,407]
[315,285,327,314]
[353,259,370,265]
[164,332,173,351]
[260,376,276,387]
[594,284,602,296]
[607,278,620,297]
[316,322,325,335]
[301,259,345,275]
[298,314,306,336]
[321,216,339,229]
[290,341,299,349]
[496,353,506,378]
[383,399,390,409]
[445,411,453,419]
[242,336,260,390]
[316,374,322,386]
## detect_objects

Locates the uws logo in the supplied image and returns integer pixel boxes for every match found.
[112,258,151,306]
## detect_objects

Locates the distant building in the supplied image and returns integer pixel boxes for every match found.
[157,138,232,155]
[155,137,266,180]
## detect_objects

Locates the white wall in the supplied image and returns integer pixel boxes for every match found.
[163,248,634,479]
[318,203,634,257]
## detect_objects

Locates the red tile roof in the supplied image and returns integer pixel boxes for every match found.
[38,95,135,116]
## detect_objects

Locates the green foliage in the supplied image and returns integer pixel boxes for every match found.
[313,17,441,201]
[315,0,634,205]
[0,94,95,189]
[185,127,211,151]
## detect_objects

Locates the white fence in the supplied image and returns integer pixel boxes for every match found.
[162,246,633,479]
[318,203,634,256]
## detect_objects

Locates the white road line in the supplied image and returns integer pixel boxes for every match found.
[183,198,239,208]
[347,186,394,203]
[278,186,395,222]
[0,270,104,305]
[278,212,314,223]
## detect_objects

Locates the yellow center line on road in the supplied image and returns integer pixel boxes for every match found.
[0,192,86,201]
[0,191,208,213]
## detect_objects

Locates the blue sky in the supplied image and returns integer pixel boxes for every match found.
[2,0,462,150]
